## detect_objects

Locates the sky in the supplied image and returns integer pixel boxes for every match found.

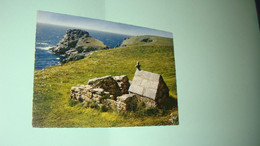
[37,11,172,38]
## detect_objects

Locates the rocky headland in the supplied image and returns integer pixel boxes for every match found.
[50,29,107,64]
[50,30,172,64]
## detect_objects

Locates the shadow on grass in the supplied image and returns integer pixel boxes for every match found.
[162,95,178,110]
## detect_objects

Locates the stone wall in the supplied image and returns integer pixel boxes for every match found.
[113,75,130,94]
[87,75,121,98]
[70,85,109,103]
[71,75,130,108]
[117,94,138,111]
[103,94,139,111]
[70,73,169,111]
[155,77,170,108]
[136,95,157,108]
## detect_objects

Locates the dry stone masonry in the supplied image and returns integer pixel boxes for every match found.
[129,69,169,108]
[87,75,122,98]
[70,67,170,111]
[113,75,130,94]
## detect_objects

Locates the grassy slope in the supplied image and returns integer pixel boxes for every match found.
[33,36,177,127]
[121,35,173,47]
[77,36,107,50]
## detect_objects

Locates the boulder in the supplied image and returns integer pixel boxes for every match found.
[117,94,138,111]
[113,75,130,94]
[87,75,121,98]
[104,99,117,110]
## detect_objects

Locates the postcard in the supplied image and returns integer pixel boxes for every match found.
[33,11,178,127]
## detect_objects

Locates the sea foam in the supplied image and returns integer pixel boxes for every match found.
[36,46,54,50]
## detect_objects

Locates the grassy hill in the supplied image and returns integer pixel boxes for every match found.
[32,35,178,127]
[121,35,173,47]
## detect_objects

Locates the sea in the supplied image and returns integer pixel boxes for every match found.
[35,23,131,70]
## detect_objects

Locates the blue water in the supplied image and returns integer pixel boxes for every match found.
[34,23,131,70]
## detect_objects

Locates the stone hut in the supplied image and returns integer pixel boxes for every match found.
[128,69,169,108]
[70,64,170,111]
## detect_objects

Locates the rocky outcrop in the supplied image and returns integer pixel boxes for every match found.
[50,29,107,63]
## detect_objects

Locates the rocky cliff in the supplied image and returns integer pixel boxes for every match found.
[50,29,107,63]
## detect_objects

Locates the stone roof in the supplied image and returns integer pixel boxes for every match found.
[128,70,161,100]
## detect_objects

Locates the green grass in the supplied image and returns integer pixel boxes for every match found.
[33,37,178,127]
[121,35,174,47]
